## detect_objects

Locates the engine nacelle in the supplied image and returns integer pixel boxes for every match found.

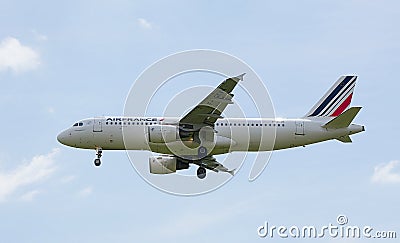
[149,156,189,174]
[148,125,178,143]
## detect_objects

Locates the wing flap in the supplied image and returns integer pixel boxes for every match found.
[195,156,235,176]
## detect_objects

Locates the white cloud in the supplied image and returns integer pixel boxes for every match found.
[137,18,153,29]
[20,190,40,201]
[78,186,93,197]
[371,160,400,184]
[0,148,59,202]
[0,37,41,73]
[60,175,76,184]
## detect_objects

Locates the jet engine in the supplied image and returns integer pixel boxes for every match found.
[149,156,189,174]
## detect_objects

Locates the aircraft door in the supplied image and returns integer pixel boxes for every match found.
[93,118,103,132]
[295,121,304,135]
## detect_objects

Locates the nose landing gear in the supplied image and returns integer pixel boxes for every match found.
[94,147,102,166]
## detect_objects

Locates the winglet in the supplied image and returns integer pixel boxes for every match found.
[322,107,362,129]
[214,164,236,176]
[233,73,245,82]
[227,168,236,176]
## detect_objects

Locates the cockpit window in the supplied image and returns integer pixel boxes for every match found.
[73,122,84,127]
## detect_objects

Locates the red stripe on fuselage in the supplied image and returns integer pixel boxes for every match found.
[331,93,353,116]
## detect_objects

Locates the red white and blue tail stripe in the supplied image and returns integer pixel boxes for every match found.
[305,75,357,117]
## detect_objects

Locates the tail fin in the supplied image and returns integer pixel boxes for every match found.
[305,75,357,117]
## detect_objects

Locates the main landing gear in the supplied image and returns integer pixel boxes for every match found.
[197,146,207,159]
[94,147,102,166]
[196,146,208,179]
[197,167,206,179]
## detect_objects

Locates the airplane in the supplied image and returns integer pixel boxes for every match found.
[57,74,365,179]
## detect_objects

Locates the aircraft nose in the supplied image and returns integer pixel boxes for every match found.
[57,132,64,144]
[57,131,68,145]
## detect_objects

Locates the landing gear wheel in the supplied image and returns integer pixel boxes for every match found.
[198,146,208,159]
[94,158,101,166]
[197,167,206,179]
[94,147,103,167]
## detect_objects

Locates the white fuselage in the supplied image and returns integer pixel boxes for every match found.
[57,117,364,155]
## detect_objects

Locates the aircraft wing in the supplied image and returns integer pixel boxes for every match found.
[179,73,245,127]
[194,156,235,176]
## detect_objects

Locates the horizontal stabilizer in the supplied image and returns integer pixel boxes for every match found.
[336,135,352,143]
[322,107,362,129]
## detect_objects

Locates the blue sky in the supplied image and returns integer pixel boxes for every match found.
[0,0,399,242]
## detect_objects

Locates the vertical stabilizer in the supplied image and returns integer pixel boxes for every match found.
[305,75,357,117]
